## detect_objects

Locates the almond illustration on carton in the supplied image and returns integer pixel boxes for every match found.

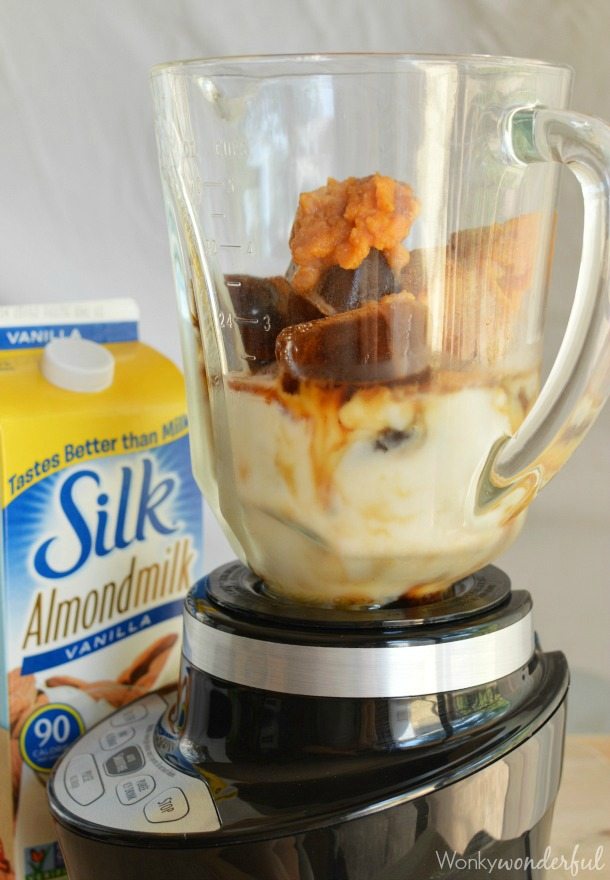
[45,633,179,708]
[8,669,36,729]
[43,676,141,708]
[116,633,178,690]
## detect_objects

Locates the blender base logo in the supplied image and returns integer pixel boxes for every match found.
[32,457,178,579]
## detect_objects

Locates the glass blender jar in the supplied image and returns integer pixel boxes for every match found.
[151,54,610,607]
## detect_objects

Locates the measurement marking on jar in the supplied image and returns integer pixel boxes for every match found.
[211,212,225,218]
[241,354,256,361]
[202,181,223,187]
[226,281,242,288]
[220,243,242,249]
[235,316,259,325]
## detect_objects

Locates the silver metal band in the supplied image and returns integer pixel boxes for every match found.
[182,610,535,698]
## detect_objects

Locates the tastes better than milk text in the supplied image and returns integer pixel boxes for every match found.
[7,415,187,498]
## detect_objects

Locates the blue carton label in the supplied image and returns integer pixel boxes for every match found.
[5,435,201,682]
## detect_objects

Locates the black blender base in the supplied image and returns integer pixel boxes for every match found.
[49,563,569,880]
[54,789,559,880]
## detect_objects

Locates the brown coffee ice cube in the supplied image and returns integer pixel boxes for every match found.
[277,291,429,385]
[225,275,323,365]
[314,248,398,314]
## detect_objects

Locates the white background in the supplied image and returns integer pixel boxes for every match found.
[1,0,608,729]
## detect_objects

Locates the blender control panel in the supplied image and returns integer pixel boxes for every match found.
[52,693,221,835]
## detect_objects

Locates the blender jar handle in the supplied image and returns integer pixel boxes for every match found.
[482,107,610,506]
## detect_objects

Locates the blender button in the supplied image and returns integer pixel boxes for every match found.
[116,774,156,805]
[110,704,148,727]
[100,726,135,751]
[103,745,145,776]
[65,754,104,806]
[144,787,189,823]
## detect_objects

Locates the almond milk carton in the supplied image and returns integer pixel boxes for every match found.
[0,300,203,880]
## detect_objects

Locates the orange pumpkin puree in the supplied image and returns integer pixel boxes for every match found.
[289,173,420,292]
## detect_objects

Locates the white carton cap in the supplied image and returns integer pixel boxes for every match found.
[41,337,115,392]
